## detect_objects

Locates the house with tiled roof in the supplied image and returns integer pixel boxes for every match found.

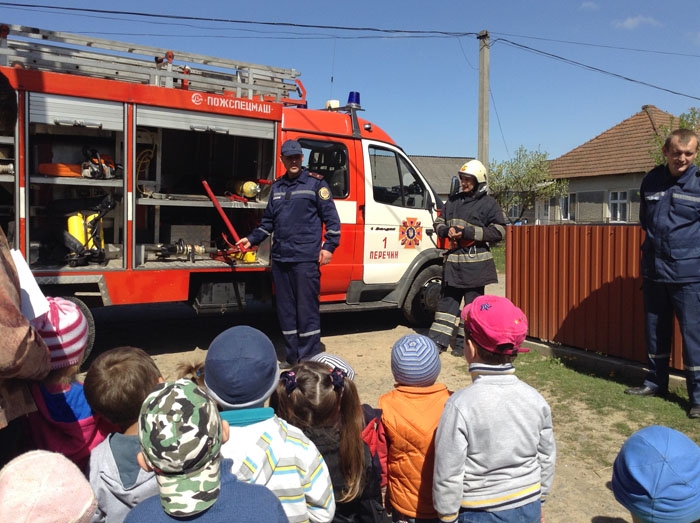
[544,105,675,224]
[409,155,472,201]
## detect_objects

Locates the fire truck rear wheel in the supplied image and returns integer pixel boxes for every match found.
[402,264,443,327]
[62,296,96,369]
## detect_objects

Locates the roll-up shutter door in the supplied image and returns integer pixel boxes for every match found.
[136,106,274,140]
[29,93,124,131]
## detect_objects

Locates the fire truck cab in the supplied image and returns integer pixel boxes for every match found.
[0,24,445,330]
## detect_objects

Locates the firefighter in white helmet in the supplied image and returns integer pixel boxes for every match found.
[428,159,507,352]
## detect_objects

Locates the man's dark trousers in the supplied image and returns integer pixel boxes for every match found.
[643,279,700,406]
[272,260,321,364]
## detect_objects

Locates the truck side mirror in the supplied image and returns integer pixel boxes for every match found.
[449,176,460,197]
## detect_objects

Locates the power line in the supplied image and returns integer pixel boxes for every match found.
[495,38,700,102]
[493,31,700,59]
[4,2,697,59]
[0,2,475,36]
[2,3,698,103]
[0,4,457,39]
[489,89,510,160]
[68,32,453,41]
[456,36,477,71]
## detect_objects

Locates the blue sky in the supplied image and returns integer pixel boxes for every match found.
[1,1,698,164]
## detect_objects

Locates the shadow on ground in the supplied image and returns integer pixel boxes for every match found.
[87,303,413,367]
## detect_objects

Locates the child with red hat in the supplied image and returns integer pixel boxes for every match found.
[432,295,556,523]
[24,297,115,471]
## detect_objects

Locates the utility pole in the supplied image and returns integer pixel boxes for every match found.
[477,30,490,166]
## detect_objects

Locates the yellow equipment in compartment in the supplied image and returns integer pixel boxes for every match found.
[233,180,261,199]
[67,212,104,251]
[233,250,257,263]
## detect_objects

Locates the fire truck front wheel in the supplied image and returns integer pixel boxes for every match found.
[402,264,443,327]
[62,296,96,370]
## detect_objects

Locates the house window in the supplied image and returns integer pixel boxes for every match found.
[609,191,628,222]
[561,193,576,221]
[535,199,550,224]
[508,203,522,222]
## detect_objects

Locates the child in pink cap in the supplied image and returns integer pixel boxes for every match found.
[24,297,116,471]
[432,295,556,523]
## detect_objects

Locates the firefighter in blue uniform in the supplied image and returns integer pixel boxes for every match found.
[238,140,341,367]
[625,129,700,419]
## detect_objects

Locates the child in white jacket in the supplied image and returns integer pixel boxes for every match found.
[433,296,555,523]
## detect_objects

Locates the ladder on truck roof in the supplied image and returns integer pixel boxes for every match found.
[0,24,305,103]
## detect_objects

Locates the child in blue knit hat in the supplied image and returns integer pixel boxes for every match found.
[379,334,450,522]
[612,425,700,523]
[177,325,336,523]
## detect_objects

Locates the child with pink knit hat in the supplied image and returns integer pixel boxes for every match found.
[24,297,116,470]
[0,450,98,522]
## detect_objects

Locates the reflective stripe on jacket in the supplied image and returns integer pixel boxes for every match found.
[433,191,506,288]
[247,168,341,263]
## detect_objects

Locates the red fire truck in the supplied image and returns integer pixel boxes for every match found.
[0,24,446,337]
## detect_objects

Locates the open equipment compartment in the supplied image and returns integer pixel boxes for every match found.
[132,104,276,268]
[27,93,125,270]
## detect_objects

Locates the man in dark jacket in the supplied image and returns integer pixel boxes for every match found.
[238,139,341,366]
[625,129,700,419]
[428,160,507,352]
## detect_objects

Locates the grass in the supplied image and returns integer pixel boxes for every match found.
[512,351,699,467]
[491,243,505,274]
[475,242,695,465]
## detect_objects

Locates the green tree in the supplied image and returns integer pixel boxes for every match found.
[649,107,700,165]
[489,146,568,222]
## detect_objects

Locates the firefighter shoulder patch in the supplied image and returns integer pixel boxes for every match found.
[319,186,331,200]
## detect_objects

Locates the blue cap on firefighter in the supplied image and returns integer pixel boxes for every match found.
[281,140,303,157]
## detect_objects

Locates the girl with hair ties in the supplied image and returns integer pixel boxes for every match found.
[271,361,386,523]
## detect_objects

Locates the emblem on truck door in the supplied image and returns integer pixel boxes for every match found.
[399,218,422,248]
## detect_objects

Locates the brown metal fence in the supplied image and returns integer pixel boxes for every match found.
[505,224,683,370]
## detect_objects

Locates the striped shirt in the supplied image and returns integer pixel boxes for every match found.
[221,412,335,523]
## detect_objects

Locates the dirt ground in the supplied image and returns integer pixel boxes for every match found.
[126,278,631,523]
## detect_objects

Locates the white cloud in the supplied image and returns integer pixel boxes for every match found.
[614,15,662,30]
[579,2,598,10]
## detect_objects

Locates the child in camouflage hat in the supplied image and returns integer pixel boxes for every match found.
[124,379,286,522]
